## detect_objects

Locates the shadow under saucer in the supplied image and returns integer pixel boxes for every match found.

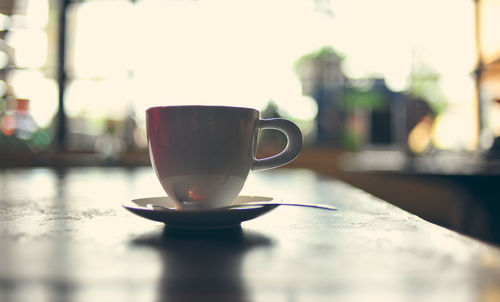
[130,227,273,302]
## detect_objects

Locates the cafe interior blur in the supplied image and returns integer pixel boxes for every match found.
[1,0,500,243]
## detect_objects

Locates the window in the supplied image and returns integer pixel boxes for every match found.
[0,0,481,161]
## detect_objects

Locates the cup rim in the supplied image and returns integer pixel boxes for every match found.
[146,105,259,114]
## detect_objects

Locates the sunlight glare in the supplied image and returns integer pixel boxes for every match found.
[26,0,49,29]
[65,0,478,150]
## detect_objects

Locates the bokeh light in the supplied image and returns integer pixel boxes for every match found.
[8,70,58,128]
[5,30,47,68]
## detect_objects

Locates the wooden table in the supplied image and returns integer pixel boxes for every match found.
[1,167,500,301]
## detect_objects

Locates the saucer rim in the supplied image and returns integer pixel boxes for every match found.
[124,195,277,212]
[122,195,278,229]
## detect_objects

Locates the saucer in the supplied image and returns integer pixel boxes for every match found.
[122,196,278,229]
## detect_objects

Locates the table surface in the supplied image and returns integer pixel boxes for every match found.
[1,167,500,302]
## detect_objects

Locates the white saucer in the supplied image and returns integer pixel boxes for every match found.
[122,196,278,229]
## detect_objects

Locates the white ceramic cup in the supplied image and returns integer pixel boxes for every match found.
[146,105,302,210]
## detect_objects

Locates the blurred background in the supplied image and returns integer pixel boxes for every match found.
[1,0,500,242]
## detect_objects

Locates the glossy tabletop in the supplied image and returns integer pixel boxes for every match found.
[1,167,500,302]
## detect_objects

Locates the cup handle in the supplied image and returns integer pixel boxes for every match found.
[252,118,303,171]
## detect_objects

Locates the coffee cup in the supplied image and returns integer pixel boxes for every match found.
[146,105,302,210]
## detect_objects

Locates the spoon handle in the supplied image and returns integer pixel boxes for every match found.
[147,202,338,211]
[229,202,338,211]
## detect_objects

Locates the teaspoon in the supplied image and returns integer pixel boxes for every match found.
[148,201,338,212]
